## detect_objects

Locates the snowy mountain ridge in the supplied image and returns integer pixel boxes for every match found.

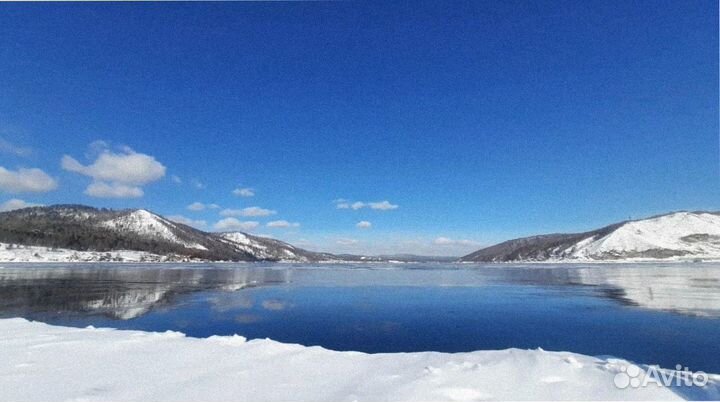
[3,206,719,263]
[219,232,306,261]
[0,205,332,262]
[100,209,208,251]
[461,211,720,262]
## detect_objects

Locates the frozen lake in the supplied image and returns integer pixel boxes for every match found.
[1,262,719,373]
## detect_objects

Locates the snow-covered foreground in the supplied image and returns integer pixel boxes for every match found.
[2,319,718,401]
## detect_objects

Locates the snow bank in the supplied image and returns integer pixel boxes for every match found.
[0,242,222,262]
[0,242,171,262]
[2,319,718,401]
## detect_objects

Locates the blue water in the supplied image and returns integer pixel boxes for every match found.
[1,262,719,373]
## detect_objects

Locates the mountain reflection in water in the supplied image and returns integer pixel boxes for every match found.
[0,264,291,319]
[0,263,718,320]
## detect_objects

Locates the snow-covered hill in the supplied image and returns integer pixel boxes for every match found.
[461,211,720,262]
[0,205,331,262]
[219,232,334,262]
[568,212,720,259]
[100,209,207,250]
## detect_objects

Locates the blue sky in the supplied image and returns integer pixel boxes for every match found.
[0,1,717,255]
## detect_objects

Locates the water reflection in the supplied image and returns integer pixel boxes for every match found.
[571,266,720,318]
[0,263,718,320]
[2,262,718,373]
[0,264,291,319]
[464,264,720,317]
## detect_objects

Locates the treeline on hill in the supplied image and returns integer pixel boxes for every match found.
[0,205,253,261]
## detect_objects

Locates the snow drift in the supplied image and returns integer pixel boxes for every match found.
[1,318,718,401]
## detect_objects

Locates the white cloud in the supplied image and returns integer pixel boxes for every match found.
[220,207,276,217]
[307,234,483,257]
[167,215,207,229]
[241,207,276,217]
[334,199,399,211]
[0,198,41,212]
[334,201,365,210]
[84,182,143,198]
[433,237,480,246]
[266,220,300,228]
[62,144,166,198]
[213,218,259,232]
[433,237,454,245]
[0,167,58,193]
[61,147,165,185]
[187,202,206,211]
[356,220,372,229]
[171,175,182,184]
[186,202,219,212]
[0,138,32,157]
[190,179,205,189]
[84,140,109,159]
[292,238,315,248]
[232,187,255,197]
[369,200,399,210]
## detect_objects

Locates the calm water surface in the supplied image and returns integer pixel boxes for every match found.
[1,262,719,372]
